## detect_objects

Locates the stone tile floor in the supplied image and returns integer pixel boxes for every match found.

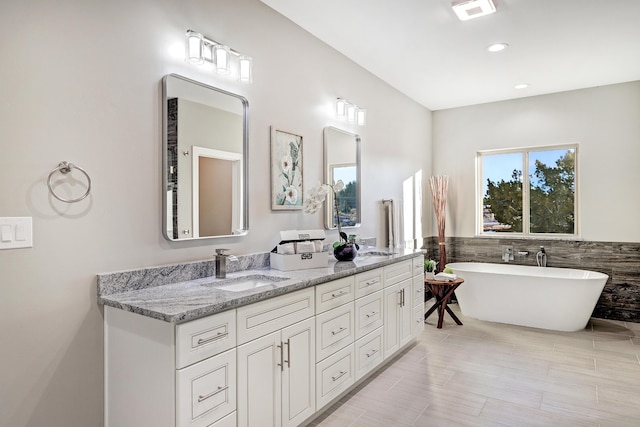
[309,304,640,426]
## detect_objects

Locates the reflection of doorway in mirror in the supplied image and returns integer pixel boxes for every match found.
[329,164,357,227]
[192,146,242,238]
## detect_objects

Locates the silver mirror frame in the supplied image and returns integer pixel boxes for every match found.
[323,126,361,230]
[162,74,249,241]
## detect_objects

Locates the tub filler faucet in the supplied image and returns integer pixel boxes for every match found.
[215,248,238,279]
[536,246,547,267]
[502,246,513,262]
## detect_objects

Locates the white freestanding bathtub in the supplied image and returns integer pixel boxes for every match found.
[447,262,609,332]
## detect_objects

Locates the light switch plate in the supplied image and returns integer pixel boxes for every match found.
[0,217,33,250]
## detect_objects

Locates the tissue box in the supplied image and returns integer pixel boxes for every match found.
[270,229,328,271]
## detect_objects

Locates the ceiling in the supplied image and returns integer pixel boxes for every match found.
[260,0,640,110]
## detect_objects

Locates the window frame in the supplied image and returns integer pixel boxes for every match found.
[476,143,579,238]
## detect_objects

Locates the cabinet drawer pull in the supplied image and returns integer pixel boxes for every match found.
[197,331,228,345]
[284,339,291,368]
[365,349,378,358]
[331,290,347,298]
[363,278,379,287]
[365,311,378,318]
[197,385,228,402]
[331,370,348,381]
[277,343,284,372]
[331,326,347,336]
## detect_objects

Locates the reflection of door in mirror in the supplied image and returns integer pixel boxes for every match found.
[323,127,361,230]
[193,147,242,237]
[163,74,248,241]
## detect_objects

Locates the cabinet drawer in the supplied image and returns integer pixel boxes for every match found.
[354,268,383,299]
[412,274,425,309]
[316,302,355,361]
[236,288,314,345]
[413,304,425,336]
[176,348,236,427]
[207,411,236,427]
[176,310,236,369]
[316,344,355,411]
[383,260,413,287]
[315,276,355,314]
[355,328,383,381]
[412,256,424,277]
[354,291,383,340]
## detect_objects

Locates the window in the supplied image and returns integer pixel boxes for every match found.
[478,145,577,236]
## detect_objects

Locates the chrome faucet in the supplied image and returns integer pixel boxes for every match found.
[502,246,513,262]
[536,246,547,267]
[215,249,238,279]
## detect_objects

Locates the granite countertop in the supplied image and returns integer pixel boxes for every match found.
[98,249,424,324]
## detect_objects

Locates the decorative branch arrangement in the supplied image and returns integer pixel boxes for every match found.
[429,175,449,272]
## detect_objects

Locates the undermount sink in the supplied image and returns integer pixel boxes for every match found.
[204,274,289,292]
[359,250,394,257]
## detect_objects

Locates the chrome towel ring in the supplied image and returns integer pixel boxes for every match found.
[47,161,92,203]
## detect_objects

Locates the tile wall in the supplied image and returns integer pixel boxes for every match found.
[423,236,640,323]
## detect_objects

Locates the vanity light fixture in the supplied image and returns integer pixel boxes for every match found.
[238,55,253,83]
[487,42,509,53]
[335,98,366,126]
[213,44,231,75]
[346,104,356,122]
[185,30,204,64]
[184,29,253,83]
[452,0,497,21]
[336,98,348,117]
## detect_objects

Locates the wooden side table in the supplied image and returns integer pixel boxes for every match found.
[424,277,464,329]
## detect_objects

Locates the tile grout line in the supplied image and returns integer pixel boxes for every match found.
[411,401,431,425]
[386,377,402,392]
[346,408,366,427]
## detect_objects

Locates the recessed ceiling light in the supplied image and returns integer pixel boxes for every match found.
[487,43,509,53]
[514,83,530,89]
[451,0,497,21]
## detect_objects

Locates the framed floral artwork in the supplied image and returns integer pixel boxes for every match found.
[270,127,303,210]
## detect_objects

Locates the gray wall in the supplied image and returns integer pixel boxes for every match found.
[0,1,431,426]
[432,82,640,242]
[428,82,640,323]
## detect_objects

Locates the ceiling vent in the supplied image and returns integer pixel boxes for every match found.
[452,0,497,21]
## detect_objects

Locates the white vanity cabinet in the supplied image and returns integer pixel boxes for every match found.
[104,307,237,427]
[383,260,416,359]
[236,288,316,427]
[103,254,425,427]
[411,257,426,336]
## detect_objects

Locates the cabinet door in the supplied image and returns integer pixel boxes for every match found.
[399,280,413,348]
[383,284,400,359]
[412,274,425,309]
[237,332,282,427]
[354,328,383,381]
[354,268,383,299]
[316,302,355,362]
[176,349,236,427]
[315,344,355,411]
[412,304,425,337]
[383,260,413,287]
[354,290,383,340]
[281,318,316,427]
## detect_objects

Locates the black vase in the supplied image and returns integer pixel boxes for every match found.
[334,243,358,261]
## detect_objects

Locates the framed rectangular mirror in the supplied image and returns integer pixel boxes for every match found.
[323,126,361,230]
[162,74,249,240]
